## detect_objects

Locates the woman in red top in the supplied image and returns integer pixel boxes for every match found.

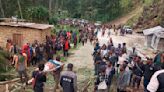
[63,38,70,57]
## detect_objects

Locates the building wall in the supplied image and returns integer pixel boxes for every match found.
[0,26,51,48]
[157,38,164,51]
[146,35,153,47]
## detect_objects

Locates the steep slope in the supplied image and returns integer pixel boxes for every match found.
[134,0,164,30]
[109,6,143,26]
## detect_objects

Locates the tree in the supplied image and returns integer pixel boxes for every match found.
[49,0,52,17]
[0,0,5,17]
[25,6,49,23]
[17,0,23,19]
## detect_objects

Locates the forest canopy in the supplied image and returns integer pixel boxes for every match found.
[0,0,143,23]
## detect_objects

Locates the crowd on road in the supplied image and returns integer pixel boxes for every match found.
[93,28,164,92]
[2,18,164,92]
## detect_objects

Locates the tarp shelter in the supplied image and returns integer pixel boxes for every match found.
[143,26,164,47]
[151,31,164,51]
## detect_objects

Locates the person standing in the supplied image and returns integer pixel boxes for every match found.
[132,56,143,89]
[147,62,164,92]
[32,64,46,92]
[15,51,28,85]
[63,38,70,57]
[52,56,64,92]
[106,61,115,91]
[142,58,158,92]
[60,63,77,92]
[95,66,108,92]
[117,64,129,92]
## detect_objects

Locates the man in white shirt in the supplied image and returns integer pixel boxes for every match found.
[147,63,164,92]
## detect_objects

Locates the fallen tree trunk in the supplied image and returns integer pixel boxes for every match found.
[0,78,20,85]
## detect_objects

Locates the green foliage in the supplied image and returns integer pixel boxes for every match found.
[49,16,58,25]
[143,0,154,6]
[127,14,140,27]
[0,50,10,73]
[0,0,140,23]
[25,6,49,23]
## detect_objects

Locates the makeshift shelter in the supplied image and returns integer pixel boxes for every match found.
[151,31,164,51]
[0,22,54,48]
[143,26,164,47]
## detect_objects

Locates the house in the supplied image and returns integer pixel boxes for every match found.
[0,22,54,48]
[151,31,164,51]
[143,26,164,47]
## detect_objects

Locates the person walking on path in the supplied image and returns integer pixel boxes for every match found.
[60,63,77,92]
[14,50,28,85]
[52,56,64,92]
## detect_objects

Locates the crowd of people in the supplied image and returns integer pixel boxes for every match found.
[4,19,99,92]
[93,28,164,92]
[2,18,164,92]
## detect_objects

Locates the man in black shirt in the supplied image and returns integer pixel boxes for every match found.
[143,58,158,92]
[132,56,144,89]
[60,63,77,92]
[33,64,46,92]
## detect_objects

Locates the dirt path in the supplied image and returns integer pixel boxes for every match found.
[109,6,143,26]
[65,43,94,92]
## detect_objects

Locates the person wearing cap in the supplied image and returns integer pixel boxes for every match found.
[60,63,77,92]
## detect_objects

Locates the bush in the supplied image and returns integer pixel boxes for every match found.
[0,50,10,73]
[49,16,58,25]
[25,6,49,23]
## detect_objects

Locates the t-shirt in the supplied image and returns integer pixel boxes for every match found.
[18,55,25,71]
[60,71,77,92]
[32,71,46,89]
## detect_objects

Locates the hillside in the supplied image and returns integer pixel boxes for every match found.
[130,0,164,31]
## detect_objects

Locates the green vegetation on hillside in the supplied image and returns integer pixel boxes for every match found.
[127,0,164,30]
[0,0,143,23]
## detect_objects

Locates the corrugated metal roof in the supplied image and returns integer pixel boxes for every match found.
[143,26,164,35]
[0,22,54,30]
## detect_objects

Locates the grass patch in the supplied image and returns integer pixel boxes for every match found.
[126,13,141,27]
